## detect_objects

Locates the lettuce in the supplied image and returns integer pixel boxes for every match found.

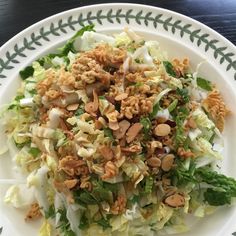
[192,137,221,159]
[77,31,115,51]
[4,184,34,208]
[32,61,45,81]
[39,220,52,236]
[115,32,132,47]
[192,108,215,130]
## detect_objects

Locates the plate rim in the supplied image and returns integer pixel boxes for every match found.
[0,3,236,236]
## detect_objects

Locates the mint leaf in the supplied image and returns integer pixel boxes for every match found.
[163,61,176,77]
[197,77,212,91]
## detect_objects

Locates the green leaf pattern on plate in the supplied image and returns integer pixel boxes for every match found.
[0,9,235,81]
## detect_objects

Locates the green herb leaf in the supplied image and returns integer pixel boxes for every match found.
[103,127,114,141]
[204,188,231,206]
[77,192,98,205]
[75,108,85,117]
[168,99,178,112]
[140,117,151,137]
[45,205,56,219]
[129,195,140,204]
[163,61,176,77]
[176,88,190,103]
[0,227,3,234]
[79,212,89,230]
[96,217,111,230]
[150,103,160,120]
[60,25,95,56]
[144,176,153,194]
[197,77,212,91]
[57,208,76,236]
[28,147,41,157]
[19,66,34,80]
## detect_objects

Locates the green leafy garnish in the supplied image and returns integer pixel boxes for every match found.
[103,127,114,141]
[7,95,24,110]
[96,217,112,230]
[163,61,176,77]
[45,205,56,219]
[204,188,231,206]
[60,25,95,56]
[28,147,41,157]
[144,176,154,194]
[75,108,85,117]
[197,77,212,91]
[79,212,89,230]
[196,167,236,205]
[19,66,34,80]
[140,117,151,138]
[176,88,190,103]
[168,99,178,112]
[57,208,76,236]
[171,159,196,186]
[150,103,160,120]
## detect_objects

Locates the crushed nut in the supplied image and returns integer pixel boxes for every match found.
[113,120,131,139]
[154,124,171,136]
[147,156,162,168]
[64,179,78,189]
[115,93,128,101]
[126,123,143,143]
[164,193,185,208]
[25,203,42,221]
[99,145,114,160]
[66,103,79,111]
[161,154,175,171]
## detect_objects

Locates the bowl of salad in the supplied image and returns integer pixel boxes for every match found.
[0,3,236,236]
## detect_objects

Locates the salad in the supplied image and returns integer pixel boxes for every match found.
[1,25,236,236]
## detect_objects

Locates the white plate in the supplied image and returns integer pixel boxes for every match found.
[0,3,236,236]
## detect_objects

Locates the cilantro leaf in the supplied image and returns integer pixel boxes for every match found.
[19,66,34,80]
[163,61,176,77]
[197,77,212,91]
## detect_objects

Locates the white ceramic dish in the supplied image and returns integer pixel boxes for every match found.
[0,3,236,236]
